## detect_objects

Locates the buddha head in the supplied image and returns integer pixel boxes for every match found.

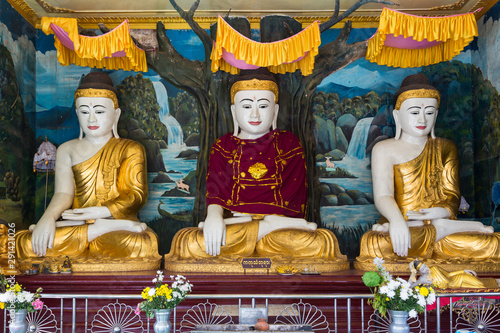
[74,72,121,140]
[230,68,279,140]
[392,74,440,140]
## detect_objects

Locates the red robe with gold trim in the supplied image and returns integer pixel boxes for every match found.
[206,130,307,218]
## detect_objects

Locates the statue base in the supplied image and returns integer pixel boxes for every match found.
[18,256,161,273]
[354,258,500,274]
[164,256,349,273]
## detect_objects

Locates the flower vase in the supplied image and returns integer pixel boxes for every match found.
[389,310,410,333]
[154,309,172,333]
[9,309,28,333]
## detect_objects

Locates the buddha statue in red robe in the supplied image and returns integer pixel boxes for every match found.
[165,68,347,272]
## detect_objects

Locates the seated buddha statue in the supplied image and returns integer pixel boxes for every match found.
[355,74,497,272]
[165,68,348,273]
[15,72,161,272]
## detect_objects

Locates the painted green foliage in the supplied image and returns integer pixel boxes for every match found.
[0,43,36,228]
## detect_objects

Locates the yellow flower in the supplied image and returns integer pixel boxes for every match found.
[0,302,4,310]
[141,287,151,299]
[386,297,389,301]
[14,283,22,292]
[419,287,429,297]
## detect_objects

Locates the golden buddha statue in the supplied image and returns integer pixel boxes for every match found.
[355,74,498,273]
[15,72,161,272]
[165,68,348,273]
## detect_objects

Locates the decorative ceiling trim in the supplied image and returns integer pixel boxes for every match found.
[431,0,470,10]
[6,0,499,30]
[6,0,39,27]
[34,0,75,13]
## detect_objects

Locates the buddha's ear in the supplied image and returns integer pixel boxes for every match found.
[76,108,84,140]
[431,109,438,139]
[112,108,121,139]
[272,104,279,130]
[230,105,239,137]
[393,109,401,140]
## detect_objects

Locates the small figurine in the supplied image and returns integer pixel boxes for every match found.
[49,262,60,274]
[61,256,72,273]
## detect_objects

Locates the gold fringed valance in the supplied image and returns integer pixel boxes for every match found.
[210,16,321,76]
[41,17,147,72]
[366,8,478,68]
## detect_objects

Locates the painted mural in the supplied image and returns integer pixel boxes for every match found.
[1,0,499,258]
[0,0,37,231]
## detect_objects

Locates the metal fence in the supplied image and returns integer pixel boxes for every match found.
[3,292,500,332]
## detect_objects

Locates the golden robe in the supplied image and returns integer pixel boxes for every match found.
[16,138,160,261]
[358,137,500,262]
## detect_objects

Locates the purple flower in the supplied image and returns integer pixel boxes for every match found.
[32,299,43,310]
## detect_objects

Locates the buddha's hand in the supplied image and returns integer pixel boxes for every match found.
[406,207,450,221]
[203,215,226,257]
[30,218,56,257]
[389,219,411,257]
[61,206,112,220]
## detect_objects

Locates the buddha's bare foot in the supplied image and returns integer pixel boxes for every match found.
[372,223,389,232]
[29,224,36,232]
[88,219,147,242]
[132,222,147,233]
[484,225,494,233]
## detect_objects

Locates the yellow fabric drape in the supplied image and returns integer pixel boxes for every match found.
[366,8,478,68]
[41,17,147,72]
[210,16,321,75]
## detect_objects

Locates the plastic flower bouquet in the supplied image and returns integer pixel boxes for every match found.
[362,258,436,318]
[0,274,43,312]
[137,271,193,319]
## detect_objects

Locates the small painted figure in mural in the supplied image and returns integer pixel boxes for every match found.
[15,72,161,272]
[165,68,347,272]
[356,74,500,272]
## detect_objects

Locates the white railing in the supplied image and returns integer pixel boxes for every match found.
[3,292,500,333]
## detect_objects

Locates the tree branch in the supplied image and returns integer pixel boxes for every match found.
[320,0,398,33]
[169,0,213,59]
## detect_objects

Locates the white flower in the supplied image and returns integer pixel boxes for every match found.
[417,295,426,307]
[172,282,178,289]
[400,288,409,301]
[373,257,385,268]
[387,279,401,290]
[379,285,389,295]
[16,293,26,303]
[22,291,33,303]
[386,290,396,299]
[157,270,162,275]
[408,309,418,318]
[152,278,157,283]
[427,292,436,305]
[148,288,156,297]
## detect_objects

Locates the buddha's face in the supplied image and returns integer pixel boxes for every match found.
[396,97,438,138]
[231,89,278,139]
[76,96,120,139]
